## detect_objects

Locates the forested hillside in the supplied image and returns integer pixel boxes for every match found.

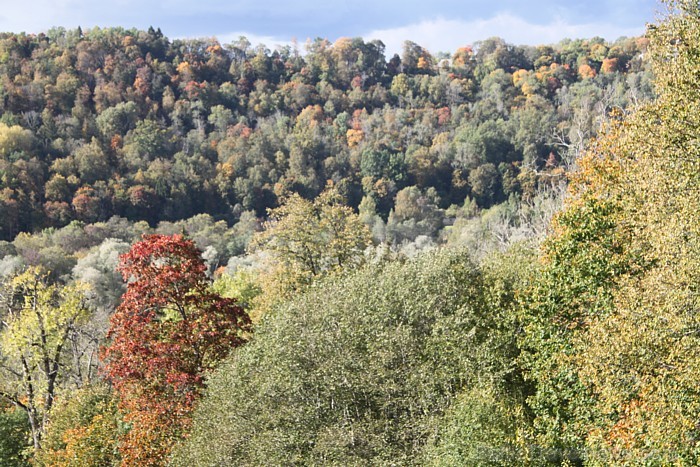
[7,0,700,464]
[0,26,650,241]
[0,25,652,287]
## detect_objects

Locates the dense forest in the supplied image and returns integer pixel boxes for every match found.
[0,20,651,242]
[0,18,652,283]
[5,0,700,464]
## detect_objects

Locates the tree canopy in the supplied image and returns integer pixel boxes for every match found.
[6,6,700,466]
[102,234,250,465]
[172,247,528,465]
[520,1,700,463]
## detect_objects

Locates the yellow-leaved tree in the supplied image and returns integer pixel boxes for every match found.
[0,268,91,452]
[522,1,700,463]
[248,182,372,318]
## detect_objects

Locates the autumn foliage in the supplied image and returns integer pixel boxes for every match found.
[101,234,250,465]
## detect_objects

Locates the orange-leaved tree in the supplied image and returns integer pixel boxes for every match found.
[102,234,251,465]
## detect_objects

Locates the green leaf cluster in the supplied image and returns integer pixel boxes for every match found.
[172,247,528,465]
[519,1,700,463]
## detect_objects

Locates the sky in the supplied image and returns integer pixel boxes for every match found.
[0,0,661,55]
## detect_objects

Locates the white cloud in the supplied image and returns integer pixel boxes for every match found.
[364,13,646,56]
[211,32,295,51]
[0,1,647,59]
[204,11,647,59]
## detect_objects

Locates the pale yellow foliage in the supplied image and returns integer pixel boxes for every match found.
[0,123,34,157]
[249,183,372,316]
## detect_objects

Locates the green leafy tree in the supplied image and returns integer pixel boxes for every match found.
[73,139,111,184]
[521,2,700,464]
[34,384,121,467]
[0,403,30,467]
[0,124,34,157]
[250,182,371,314]
[0,268,90,451]
[469,162,502,206]
[172,247,526,465]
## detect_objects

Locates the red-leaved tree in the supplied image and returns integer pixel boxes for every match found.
[102,234,251,465]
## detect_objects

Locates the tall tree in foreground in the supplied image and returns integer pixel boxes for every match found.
[102,234,251,466]
[171,247,531,465]
[0,268,90,452]
[522,1,700,463]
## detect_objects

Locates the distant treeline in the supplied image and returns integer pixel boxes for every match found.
[0,26,652,241]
